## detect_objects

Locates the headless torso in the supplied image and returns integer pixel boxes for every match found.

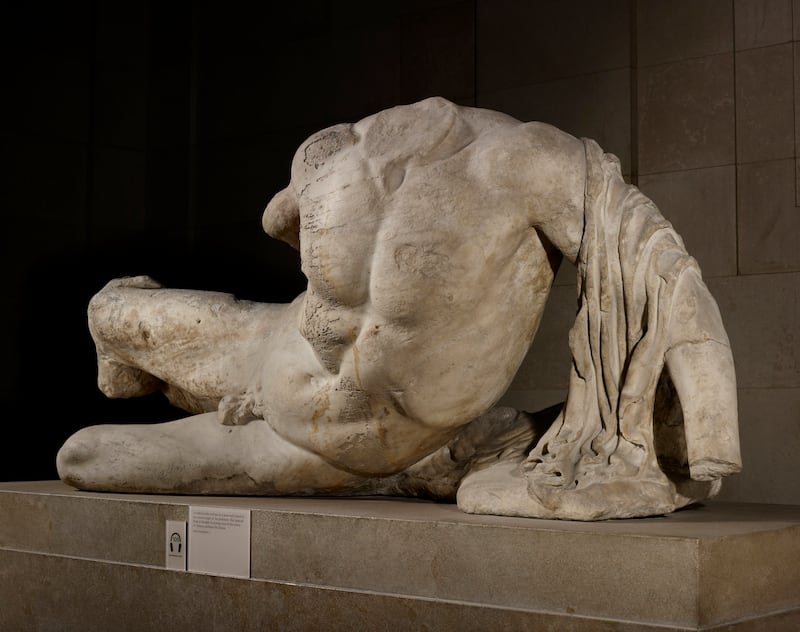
[256,102,585,475]
[58,97,586,491]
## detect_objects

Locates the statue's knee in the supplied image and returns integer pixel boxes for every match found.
[87,288,120,345]
[57,424,163,492]
[56,426,102,488]
[88,275,163,342]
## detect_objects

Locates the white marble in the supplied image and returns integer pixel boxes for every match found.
[57,97,741,520]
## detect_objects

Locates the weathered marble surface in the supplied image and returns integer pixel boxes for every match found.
[57,97,741,520]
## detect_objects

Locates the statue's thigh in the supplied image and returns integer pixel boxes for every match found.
[89,286,266,380]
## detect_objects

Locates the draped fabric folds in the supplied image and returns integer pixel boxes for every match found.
[524,139,735,515]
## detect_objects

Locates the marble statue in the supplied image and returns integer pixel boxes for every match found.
[57,97,741,520]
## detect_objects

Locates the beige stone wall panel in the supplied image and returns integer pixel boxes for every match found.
[735,43,794,164]
[638,54,735,174]
[737,159,800,273]
[708,273,800,388]
[715,387,800,505]
[636,0,734,66]
[734,0,793,50]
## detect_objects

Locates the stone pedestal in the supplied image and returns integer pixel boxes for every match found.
[1,481,798,631]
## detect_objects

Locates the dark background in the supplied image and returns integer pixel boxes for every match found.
[1,0,485,481]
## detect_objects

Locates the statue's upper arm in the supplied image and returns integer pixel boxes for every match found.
[263,185,301,251]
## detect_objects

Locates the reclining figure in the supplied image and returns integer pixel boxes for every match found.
[57,97,741,520]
